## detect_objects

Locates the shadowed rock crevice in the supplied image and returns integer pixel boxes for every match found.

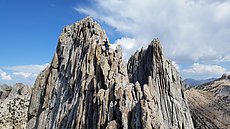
[26,17,194,129]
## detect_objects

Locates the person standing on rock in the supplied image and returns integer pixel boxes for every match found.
[104,39,110,55]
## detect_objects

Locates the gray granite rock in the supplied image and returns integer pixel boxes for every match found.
[0,83,31,129]
[127,39,194,129]
[27,17,194,129]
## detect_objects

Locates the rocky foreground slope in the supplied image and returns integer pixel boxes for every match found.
[0,83,31,129]
[27,17,194,129]
[185,74,230,129]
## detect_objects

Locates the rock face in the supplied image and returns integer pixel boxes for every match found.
[0,83,31,129]
[28,17,194,129]
[127,39,193,129]
[185,74,230,129]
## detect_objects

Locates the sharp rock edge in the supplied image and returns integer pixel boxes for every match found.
[27,17,194,129]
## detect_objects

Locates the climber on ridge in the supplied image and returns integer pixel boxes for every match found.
[104,39,110,49]
[103,39,110,55]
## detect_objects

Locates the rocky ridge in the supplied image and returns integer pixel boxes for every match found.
[27,17,194,129]
[0,83,31,129]
[127,39,193,129]
[185,74,230,129]
[25,17,194,129]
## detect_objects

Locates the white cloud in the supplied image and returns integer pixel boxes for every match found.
[4,63,49,74]
[111,37,139,60]
[0,63,49,85]
[183,63,226,74]
[221,55,230,62]
[0,69,12,81]
[76,0,230,64]
[182,63,229,79]
[13,72,35,78]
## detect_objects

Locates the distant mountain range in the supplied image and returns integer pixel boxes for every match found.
[184,78,217,87]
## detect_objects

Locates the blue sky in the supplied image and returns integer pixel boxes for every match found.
[0,0,230,84]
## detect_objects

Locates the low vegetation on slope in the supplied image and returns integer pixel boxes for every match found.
[185,74,230,129]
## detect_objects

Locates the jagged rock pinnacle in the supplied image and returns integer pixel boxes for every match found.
[27,17,194,129]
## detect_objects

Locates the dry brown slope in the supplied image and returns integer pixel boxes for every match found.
[185,74,230,129]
